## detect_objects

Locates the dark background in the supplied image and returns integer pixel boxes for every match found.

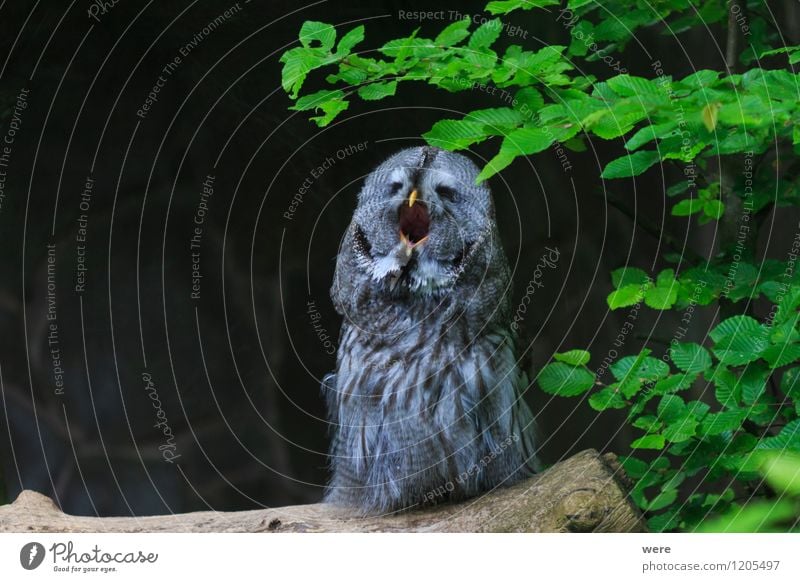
[0,0,798,516]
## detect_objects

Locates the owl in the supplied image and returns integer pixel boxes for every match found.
[323,146,538,514]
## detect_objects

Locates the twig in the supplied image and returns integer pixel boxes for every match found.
[599,190,705,265]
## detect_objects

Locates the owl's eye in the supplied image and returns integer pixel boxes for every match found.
[435,185,457,202]
[389,181,403,194]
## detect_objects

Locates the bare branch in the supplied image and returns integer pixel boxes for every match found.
[0,450,645,533]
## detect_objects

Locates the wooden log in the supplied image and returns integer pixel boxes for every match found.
[0,449,645,533]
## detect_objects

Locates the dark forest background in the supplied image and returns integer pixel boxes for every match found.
[0,0,798,516]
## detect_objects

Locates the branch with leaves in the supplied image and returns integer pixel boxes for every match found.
[280,0,800,532]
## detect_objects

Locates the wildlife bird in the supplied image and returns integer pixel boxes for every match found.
[324,146,538,514]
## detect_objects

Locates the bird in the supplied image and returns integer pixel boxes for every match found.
[323,146,538,514]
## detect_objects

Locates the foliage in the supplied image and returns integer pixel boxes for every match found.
[543,311,800,531]
[694,451,800,532]
[280,7,800,180]
[281,0,800,531]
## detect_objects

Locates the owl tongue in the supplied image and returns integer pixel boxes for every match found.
[398,200,430,246]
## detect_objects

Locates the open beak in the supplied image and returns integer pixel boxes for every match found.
[398,190,429,256]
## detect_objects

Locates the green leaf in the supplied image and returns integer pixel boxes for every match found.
[657,269,675,287]
[662,415,699,443]
[680,69,720,88]
[464,108,524,129]
[607,284,646,309]
[757,419,800,451]
[537,362,595,396]
[633,415,663,432]
[694,499,797,533]
[651,374,697,395]
[500,125,555,156]
[672,198,704,216]
[647,509,680,532]
[631,434,666,450]
[650,457,670,472]
[762,342,800,368]
[647,488,678,512]
[601,150,660,179]
[663,470,687,491]
[435,18,471,47]
[699,410,746,436]
[760,45,800,60]
[588,386,627,410]
[590,101,649,139]
[631,414,663,433]
[685,399,710,420]
[513,88,544,115]
[774,287,800,324]
[627,121,677,151]
[308,99,348,127]
[613,353,648,398]
[485,0,559,15]
[468,19,502,49]
[611,267,650,288]
[768,316,800,344]
[475,149,517,182]
[619,455,648,479]
[670,343,712,374]
[299,21,336,51]
[423,119,490,150]
[553,349,591,367]
[611,353,670,383]
[290,89,345,111]
[701,103,720,131]
[739,364,770,406]
[563,136,586,151]
[723,262,759,302]
[703,199,725,220]
[711,316,769,366]
[781,368,800,414]
[625,125,658,151]
[567,0,596,8]
[380,31,437,60]
[326,59,369,85]
[760,452,800,496]
[657,394,686,424]
[666,181,689,197]
[280,47,328,98]
[606,75,660,97]
[335,25,365,55]
[644,285,678,309]
[712,366,740,408]
[357,81,398,101]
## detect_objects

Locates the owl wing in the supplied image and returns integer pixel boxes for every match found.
[513,369,542,473]
[321,372,337,427]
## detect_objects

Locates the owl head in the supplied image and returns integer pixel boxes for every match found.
[347,146,499,295]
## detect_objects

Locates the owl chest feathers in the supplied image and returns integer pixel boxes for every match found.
[329,315,524,504]
[335,315,518,423]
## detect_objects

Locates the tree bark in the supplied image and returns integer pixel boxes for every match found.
[0,449,645,533]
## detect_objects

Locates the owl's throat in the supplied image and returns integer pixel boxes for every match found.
[398,200,430,245]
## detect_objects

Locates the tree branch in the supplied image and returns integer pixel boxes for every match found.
[0,449,645,533]
[600,191,705,265]
[726,0,746,73]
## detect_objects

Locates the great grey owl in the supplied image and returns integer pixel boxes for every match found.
[323,146,538,514]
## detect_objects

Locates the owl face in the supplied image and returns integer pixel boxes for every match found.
[350,147,495,294]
